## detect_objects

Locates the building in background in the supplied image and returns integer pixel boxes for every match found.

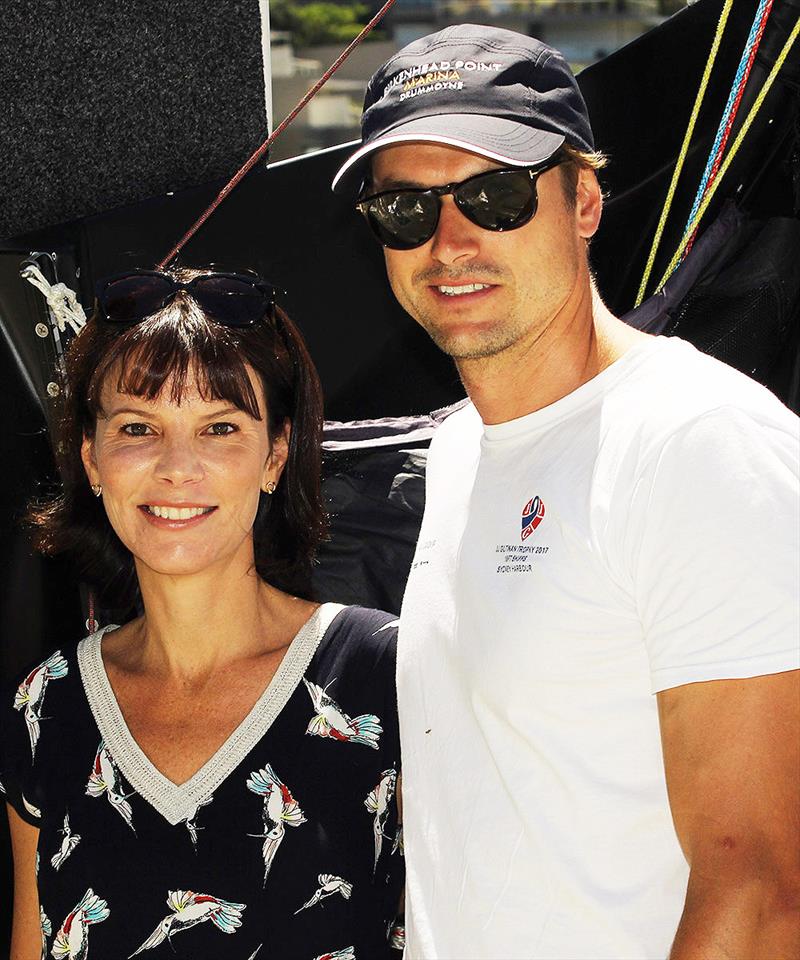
[269,0,683,163]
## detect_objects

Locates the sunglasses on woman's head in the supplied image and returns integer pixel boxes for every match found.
[357,154,563,250]
[96,270,277,327]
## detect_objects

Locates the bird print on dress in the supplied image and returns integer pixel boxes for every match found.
[246,764,306,885]
[314,948,356,960]
[51,810,81,871]
[182,794,213,850]
[391,823,404,857]
[389,919,406,951]
[294,874,353,915]
[86,740,136,832]
[23,792,42,820]
[40,905,52,960]
[52,887,109,959]
[364,768,397,874]
[128,890,246,956]
[302,678,382,750]
[14,651,68,760]
[246,946,263,960]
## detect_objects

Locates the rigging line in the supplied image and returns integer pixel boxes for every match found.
[654,15,800,293]
[633,0,735,308]
[156,0,399,270]
[681,0,775,259]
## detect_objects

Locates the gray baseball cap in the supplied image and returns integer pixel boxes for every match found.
[332,24,594,197]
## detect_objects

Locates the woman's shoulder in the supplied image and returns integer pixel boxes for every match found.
[329,603,398,630]
[305,605,400,756]
[0,627,109,761]
[313,603,398,675]
[2,621,123,700]
[325,603,398,648]
[2,637,86,705]
[0,635,90,826]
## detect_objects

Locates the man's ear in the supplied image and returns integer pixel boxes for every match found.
[576,168,603,240]
[262,419,291,491]
[80,433,100,488]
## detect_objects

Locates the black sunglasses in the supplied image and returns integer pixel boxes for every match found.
[357,155,563,250]
[95,270,277,327]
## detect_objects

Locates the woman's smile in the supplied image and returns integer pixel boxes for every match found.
[138,503,218,528]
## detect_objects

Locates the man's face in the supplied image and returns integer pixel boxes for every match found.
[370,143,599,362]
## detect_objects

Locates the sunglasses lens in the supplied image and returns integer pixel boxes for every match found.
[457,170,536,230]
[101,274,173,322]
[192,275,272,326]
[365,192,439,250]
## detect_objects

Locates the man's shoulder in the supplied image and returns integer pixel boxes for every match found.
[607,336,798,448]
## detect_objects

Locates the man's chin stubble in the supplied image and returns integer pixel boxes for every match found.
[421,316,524,362]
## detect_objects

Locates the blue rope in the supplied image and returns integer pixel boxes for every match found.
[680,0,771,253]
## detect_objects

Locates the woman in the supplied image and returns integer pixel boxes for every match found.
[1,269,402,960]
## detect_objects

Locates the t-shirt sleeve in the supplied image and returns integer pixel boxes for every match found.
[0,662,52,827]
[628,406,800,693]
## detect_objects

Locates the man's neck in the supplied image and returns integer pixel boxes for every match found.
[457,282,650,426]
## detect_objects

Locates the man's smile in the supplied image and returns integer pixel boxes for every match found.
[428,281,500,304]
[434,282,495,296]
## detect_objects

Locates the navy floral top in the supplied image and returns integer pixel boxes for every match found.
[1,604,403,960]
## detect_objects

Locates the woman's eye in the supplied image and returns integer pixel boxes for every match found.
[206,422,238,436]
[121,422,152,437]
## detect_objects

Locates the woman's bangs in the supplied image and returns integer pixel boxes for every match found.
[89,307,263,420]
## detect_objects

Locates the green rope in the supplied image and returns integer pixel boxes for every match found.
[653,15,800,292]
[634,0,735,307]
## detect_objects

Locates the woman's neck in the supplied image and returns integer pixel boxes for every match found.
[122,547,311,683]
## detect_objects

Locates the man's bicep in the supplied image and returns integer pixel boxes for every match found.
[657,669,800,881]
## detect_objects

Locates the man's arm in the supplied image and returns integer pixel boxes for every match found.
[657,669,800,959]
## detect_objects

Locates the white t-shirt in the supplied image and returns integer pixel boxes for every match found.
[397,336,800,960]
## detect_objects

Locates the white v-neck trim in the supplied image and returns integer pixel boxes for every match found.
[77,602,346,826]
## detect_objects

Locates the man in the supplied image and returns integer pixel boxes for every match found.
[332,25,800,960]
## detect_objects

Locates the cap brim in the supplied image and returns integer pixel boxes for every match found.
[331,114,565,196]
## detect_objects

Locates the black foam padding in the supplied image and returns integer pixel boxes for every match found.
[1,0,268,239]
[0,252,84,685]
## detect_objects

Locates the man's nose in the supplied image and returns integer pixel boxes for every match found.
[429,196,481,265]
[154,436,205,485]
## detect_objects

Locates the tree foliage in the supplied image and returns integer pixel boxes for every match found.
[271,0,382,47]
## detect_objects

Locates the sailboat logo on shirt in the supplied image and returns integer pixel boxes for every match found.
[521,496,545,541]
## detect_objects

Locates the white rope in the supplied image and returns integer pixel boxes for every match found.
[20,263,87,335]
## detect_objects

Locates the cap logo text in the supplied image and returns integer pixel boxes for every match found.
[383,60,502,99]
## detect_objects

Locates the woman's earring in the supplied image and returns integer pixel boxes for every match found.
[91,484,102,497]
[264,480,277,495]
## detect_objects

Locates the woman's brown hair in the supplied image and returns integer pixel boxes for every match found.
[28,271,327,617]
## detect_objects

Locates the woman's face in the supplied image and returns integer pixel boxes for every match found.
[80,364,288,580]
